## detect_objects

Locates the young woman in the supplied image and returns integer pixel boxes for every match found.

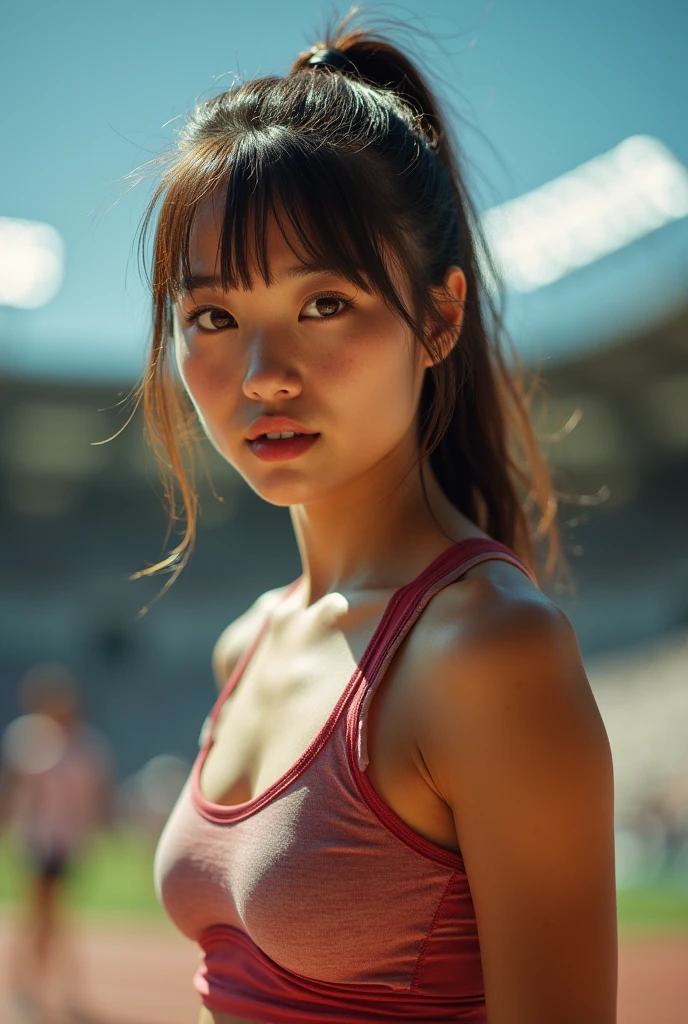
[139,15,617,1024]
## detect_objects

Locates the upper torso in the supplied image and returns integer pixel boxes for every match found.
[201,546,534,861]
[155,536,541,1024]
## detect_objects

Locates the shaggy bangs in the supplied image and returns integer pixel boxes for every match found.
[124,16,568,601]
[161,125,426,339]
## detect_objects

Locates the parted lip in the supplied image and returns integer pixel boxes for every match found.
[246,417,319,441]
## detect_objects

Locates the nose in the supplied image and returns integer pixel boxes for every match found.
[242,333,302,402]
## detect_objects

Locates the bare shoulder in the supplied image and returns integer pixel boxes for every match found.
[415,560,618,1023]
[416,555,608,810]
[211,584,291,693]
[411,553,555,665]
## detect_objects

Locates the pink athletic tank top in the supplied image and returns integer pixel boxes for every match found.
[154,538,539,1023]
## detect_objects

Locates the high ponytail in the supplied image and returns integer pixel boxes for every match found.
[299,16,564,582]
[126,8,568,600]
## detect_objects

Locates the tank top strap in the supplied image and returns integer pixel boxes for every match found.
[348,538,539,772]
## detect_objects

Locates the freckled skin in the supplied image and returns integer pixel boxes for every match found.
[175,193,425,507]
[173,191,470,601]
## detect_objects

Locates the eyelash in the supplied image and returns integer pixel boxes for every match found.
[180,291,354,332]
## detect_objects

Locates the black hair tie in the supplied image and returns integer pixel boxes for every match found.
[307,48,357,73]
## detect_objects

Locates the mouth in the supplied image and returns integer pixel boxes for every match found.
[255,431,310,440]
[246,432,321,462]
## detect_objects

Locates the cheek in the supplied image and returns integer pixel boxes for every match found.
[320,331,419,440]
[176,349,240,460]
[173,314,232,403]
[175,340,236,416]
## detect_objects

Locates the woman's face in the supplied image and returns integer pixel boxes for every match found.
[174,191,451,508]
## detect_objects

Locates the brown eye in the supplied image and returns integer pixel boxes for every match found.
[183,306,236,331]
[301,294,350,319]
[196,308,235,330]
[315,297,341,316]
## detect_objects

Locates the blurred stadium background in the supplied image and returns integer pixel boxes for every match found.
[1,1,687,1021]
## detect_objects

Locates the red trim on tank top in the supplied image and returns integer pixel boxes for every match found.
[191,538,537,828]
[191,571,404,824]
[195,923,488,1022]
[345,541,537,870]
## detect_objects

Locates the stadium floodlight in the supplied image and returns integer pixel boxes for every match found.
[0,217,65,308]
[480,135,688,293]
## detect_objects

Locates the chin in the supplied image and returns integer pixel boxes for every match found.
[244,474,327,507]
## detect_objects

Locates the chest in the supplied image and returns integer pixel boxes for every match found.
[198,593,459,854]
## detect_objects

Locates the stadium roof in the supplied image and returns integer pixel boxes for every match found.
[1,0,686,381]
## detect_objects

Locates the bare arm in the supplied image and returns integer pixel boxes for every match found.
[420,594,617,1024]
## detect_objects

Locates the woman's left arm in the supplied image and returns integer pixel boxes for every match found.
[420,595,617,1024]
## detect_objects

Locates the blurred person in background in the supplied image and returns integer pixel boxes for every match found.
[0,663,114,1024]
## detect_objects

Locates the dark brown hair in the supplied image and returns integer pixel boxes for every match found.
[125,11,567,598]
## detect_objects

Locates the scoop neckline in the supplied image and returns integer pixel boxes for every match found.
[191,535,507,823]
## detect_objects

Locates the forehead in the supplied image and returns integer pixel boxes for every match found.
[176,185,412,316]
[187,191,307,281]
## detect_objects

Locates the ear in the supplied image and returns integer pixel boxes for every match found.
[421,266,467,369]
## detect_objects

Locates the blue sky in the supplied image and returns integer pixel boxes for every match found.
[1,0,686,381]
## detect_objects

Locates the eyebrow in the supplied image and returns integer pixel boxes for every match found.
[180,263,356,295]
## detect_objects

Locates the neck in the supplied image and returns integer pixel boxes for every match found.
[289,443,479,606]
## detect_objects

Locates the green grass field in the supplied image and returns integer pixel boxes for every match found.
[1,830,687,934]
[0,830,164,920]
